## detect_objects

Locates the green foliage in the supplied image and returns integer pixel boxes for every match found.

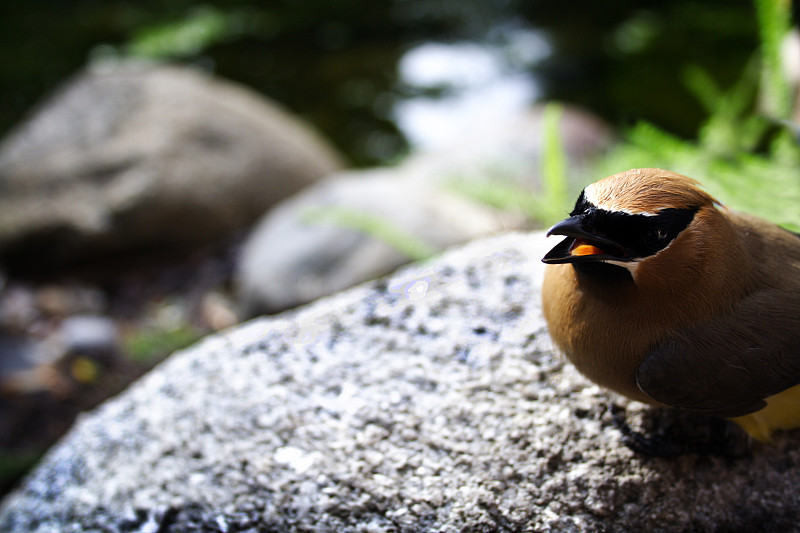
[125,6,243,60]
[444,176,540,221]
[754,0,793,118]
[598,0,800,231]
[599,124,800,231]
[302,206,437,261]
[123,324,201,364]
[443,102,574,227]
[540,103,570,224]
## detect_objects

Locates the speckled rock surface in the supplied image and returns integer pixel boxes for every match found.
[1,231,799,532]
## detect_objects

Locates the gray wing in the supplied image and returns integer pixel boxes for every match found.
[636,289,800,418]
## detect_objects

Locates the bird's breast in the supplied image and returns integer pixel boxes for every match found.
[542,262,709,404]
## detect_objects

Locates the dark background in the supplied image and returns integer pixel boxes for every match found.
[0,0,782,167]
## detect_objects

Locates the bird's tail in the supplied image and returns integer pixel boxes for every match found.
[729,383,800,441]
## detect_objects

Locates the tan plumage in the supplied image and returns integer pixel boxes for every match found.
[541,168,800,441]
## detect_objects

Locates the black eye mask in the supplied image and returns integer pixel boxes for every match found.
[569,190,698,259]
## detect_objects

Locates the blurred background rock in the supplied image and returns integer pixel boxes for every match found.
[0,0,797,498]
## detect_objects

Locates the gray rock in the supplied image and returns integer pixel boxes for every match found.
[0,61,344,272]
[236,105,611,315]
[0,333,42,376]
[58,314,119,360]
[2,231,799,532]
[0,313,118,394]
[0,330,67,395]
[236,168,517,314]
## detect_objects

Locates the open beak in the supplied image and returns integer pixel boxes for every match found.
[542,215,630,264]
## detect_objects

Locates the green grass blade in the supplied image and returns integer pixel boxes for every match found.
[754,0,793,118]
[302,206,437,261]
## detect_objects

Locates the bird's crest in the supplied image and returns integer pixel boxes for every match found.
[584,168,719,215]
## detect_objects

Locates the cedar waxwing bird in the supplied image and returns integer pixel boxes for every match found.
[541,168,800,443]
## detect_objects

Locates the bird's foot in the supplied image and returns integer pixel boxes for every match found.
[607,403,751,458]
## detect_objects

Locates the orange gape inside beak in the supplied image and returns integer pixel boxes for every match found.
[571,242,604,256]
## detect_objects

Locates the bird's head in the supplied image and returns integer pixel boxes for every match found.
[542,168,721,282]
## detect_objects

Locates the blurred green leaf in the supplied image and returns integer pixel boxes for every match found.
[302,206,437,261]
[126,6,236,59]
[444,102,574,227]
[123,325,200,364]
[541,102,570,224]
[754,0,793,118]
[444,177,540,221]
[682,64,725,114]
